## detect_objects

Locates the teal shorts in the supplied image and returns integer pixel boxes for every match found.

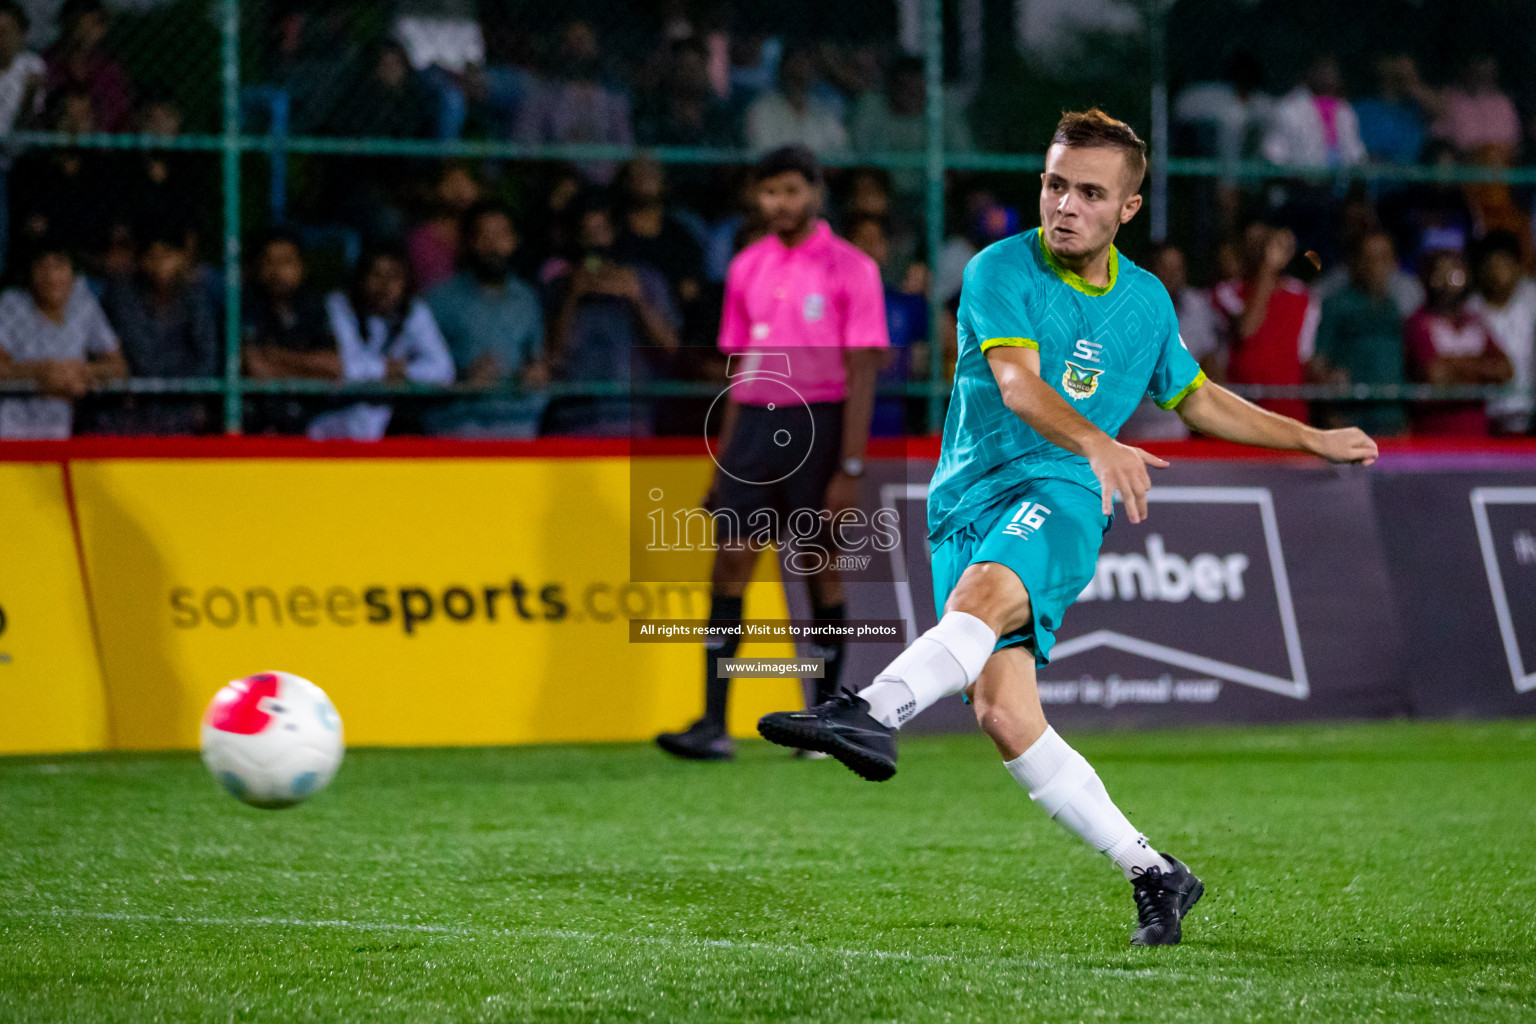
[930,477,1110,668]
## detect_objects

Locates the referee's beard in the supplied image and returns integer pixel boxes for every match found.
[759,172,821,245]
[771,209,816,245]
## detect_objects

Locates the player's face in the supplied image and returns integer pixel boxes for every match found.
[757,171,820,238]
[1039,145,1141,262]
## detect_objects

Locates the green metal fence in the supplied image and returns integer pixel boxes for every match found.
[3,0,1533,436]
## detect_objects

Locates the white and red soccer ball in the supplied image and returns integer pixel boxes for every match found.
[200,671,344,809]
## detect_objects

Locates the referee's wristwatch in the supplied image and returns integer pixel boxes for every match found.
[840,456,865,479]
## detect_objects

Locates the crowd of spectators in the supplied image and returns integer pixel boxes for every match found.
[0,1,1532,440]
[1147,48,1536,439]
[259,9,977,166]
[1122,220,1530,440]
[1173,50,1536,269]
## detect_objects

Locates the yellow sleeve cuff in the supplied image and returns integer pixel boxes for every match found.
[1156,370,1208,410]
[979,337,1038,353]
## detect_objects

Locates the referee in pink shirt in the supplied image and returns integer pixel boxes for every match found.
[657,146,890,761]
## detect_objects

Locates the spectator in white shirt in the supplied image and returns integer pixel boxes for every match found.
[308,247,454,440]
[1262,56,1366,169]
[1467,230,1536,434]
[1262,56,1366,264]
[745,42,847,155]
[0,239,127,438]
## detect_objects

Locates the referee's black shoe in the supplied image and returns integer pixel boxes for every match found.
[757,689,897,782]
[655,719,735,761]
[1128,855,1204,946]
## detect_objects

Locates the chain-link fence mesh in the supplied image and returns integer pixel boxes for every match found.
[0,0,1531,438]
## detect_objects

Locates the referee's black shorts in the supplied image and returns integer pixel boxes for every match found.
[709,401,844,538]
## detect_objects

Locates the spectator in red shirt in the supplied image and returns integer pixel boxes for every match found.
[1212,223,1316,421]
[1405,249,1512,436]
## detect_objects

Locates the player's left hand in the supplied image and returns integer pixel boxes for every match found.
[1086,436,1169,524]
[822,471,861,520]
[1309,427,1378,466]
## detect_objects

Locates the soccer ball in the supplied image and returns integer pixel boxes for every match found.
[200,671,344,809]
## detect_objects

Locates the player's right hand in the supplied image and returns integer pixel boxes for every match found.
[1086,438,1170,524]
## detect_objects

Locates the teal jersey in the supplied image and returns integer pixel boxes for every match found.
[927,229,1206,542]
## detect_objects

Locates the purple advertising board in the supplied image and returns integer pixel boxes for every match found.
[782,453,1536,731]
[1372,456,1536,719]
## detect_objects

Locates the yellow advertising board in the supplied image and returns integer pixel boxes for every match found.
[71,456,799,751]
[0,463,108,754]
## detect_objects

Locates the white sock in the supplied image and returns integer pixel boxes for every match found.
[1005,727,1165,880]
[857,611,996,728]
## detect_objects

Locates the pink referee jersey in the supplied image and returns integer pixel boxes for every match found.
[718,220,889,405]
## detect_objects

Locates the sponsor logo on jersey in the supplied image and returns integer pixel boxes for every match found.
[1062,360,1103,399]
[803,294,825,322]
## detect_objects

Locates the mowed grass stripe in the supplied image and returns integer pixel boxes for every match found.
[8,909,1202,979]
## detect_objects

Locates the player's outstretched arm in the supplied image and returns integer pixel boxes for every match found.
[1175,380,1379,465]
[987,346,1168,523]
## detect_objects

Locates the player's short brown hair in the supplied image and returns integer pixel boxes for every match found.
[1050,108,1147,194]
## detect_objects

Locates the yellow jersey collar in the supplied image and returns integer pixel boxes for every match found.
[1039,231,1118,297]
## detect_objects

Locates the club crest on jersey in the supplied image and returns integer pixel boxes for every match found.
[1062,360,1104,400]
[803,293,825,322]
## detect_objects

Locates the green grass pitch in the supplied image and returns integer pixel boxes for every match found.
[3,720,1534,1022]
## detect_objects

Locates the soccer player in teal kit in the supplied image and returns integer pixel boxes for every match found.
[759,110,1379,946]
